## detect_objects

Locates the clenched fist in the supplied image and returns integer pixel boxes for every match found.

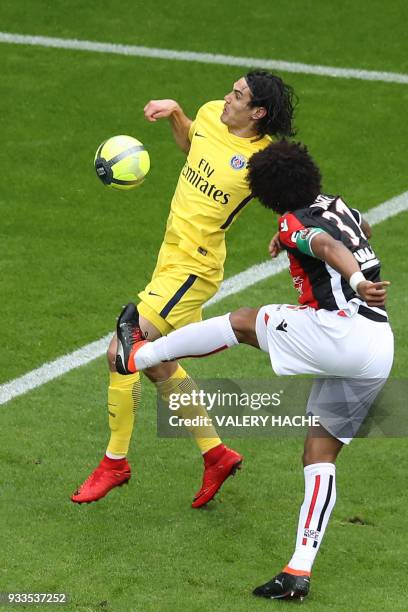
[144,99,180,122]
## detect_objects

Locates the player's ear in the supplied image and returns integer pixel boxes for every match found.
[251,106,267,120]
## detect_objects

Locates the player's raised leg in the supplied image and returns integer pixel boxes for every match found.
[116,305,259,374]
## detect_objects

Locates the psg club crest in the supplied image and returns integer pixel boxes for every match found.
[230,154,247,170]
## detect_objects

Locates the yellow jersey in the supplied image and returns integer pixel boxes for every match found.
[162,100,272,274]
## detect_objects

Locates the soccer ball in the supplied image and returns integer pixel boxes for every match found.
[94,135,150,190]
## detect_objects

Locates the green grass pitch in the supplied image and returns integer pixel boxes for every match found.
[1,1,408,610]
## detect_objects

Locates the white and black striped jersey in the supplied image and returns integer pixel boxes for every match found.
[278,194,387,322]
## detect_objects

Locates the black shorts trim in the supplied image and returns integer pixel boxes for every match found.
[159,274,198,319]
[357,305,388,323]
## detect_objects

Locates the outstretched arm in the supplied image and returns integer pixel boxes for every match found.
[309,232,389,306]
[144,99,192,153]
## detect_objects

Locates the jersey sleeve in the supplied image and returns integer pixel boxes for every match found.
[188,120,196,142]
[187,100,218,142]
[278,213,306,248]
[187,103,204,142]
[279,213,327,257]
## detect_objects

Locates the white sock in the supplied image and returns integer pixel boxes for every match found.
[287,462,336,574]
[105,451,126,460]
[134,313,238,370]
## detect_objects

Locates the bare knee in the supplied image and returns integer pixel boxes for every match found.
[106,308,164,373]
[302,447,341,467]
[106,335,118,372]
[302,426,343,467]
[230,307,260,346]
[144,360,179,383]
[139,314,162,342]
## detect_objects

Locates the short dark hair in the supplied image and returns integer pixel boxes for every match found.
[245,70,296,138]
[247,140,322,214]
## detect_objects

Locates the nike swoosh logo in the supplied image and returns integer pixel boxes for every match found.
[148,291,162,297]
[194,132,205,138]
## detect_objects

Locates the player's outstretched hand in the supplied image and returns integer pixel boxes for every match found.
[357,280,390,306]
[269,232,282,258]
[144,99,179,122]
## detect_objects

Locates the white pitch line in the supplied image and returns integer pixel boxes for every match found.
[0,336,113,407]
[1,190,407,406]
[1,32,408,85]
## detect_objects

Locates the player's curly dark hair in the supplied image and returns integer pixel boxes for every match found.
[246,70,296,138]
[247,140,322,214]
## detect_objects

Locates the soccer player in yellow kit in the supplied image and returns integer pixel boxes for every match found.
[71,71,296,507]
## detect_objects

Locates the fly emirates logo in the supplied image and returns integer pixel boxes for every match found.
[181,157,231,205]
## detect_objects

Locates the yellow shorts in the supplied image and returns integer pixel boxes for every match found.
[137,243,221,336]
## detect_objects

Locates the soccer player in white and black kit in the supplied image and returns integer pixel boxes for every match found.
[114,141,394,600]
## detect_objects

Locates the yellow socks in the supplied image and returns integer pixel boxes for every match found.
[106,366,220,457]
[156,364,221,454]
[107,371,141,456]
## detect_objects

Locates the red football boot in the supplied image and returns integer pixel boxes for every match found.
[192,444,243,508]
[71,456,131,504]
